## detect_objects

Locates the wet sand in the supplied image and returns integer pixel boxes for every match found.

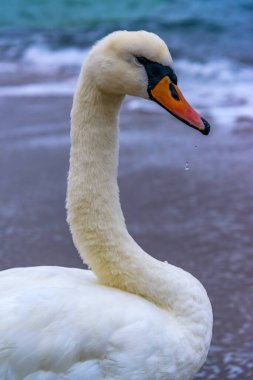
[1,94,253,378]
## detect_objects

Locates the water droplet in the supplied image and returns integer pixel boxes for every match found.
[194,145,198,149]
[185,161,190,171]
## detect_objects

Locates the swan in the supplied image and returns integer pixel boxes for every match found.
[0,31,213,380]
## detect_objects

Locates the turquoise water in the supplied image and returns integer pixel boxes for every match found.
[0,0,166,27]
[0,0,252,133]
[0,0,252,63]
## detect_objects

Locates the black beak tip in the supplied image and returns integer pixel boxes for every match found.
[201,117,211,136]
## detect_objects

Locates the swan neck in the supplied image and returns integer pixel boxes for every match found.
[67,69,212,357]
[67,73,133,279]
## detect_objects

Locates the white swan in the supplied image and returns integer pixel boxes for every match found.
[0,31,212,380]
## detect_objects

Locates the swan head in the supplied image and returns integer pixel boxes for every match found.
[85,30,210,135]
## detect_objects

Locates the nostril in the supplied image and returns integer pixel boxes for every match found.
[135,56,145,64]
[169,82,180,101]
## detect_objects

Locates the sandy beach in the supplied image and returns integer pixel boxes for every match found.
[1,91,253,378]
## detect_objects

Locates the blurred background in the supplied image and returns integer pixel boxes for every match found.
[0,0,253,378]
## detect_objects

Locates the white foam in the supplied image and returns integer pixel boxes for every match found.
[178,59,253,127]
[127,59,253,131]
[0,78,76,96]
[22,46,88,71]
[0,46,87,96]
[0,46,252,131]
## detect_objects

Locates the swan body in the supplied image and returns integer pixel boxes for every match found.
[0,31,212,379]
[0,267,199,379]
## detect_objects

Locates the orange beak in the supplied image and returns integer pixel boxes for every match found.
[149,76,210,135]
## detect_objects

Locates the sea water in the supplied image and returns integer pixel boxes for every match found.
[0,0,252,132]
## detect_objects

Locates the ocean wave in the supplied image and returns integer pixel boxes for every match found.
[22,46,88,70]
[127,59,253,131]
[0,79,76,97]
[0,37,89,74]
[0,44,252,131]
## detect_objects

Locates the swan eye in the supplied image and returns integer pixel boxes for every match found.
[134,56,146,67]
[134,56,177,88]
[135,56,147,65]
